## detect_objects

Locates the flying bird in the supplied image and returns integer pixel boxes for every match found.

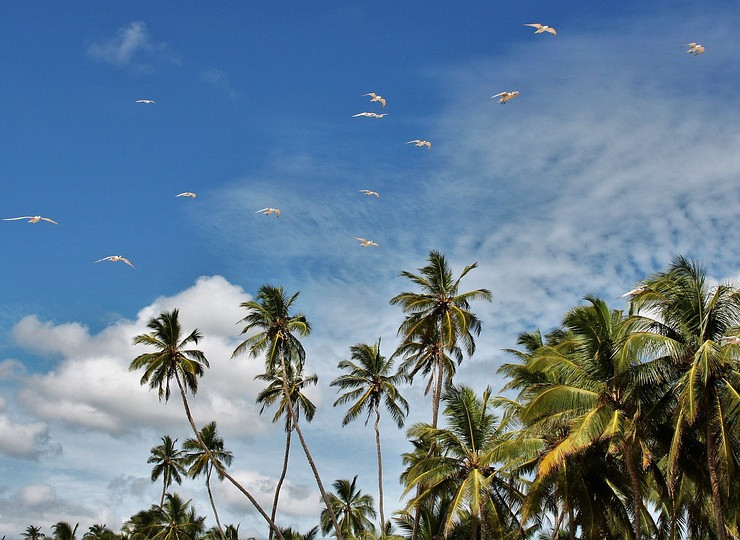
[95,255,135,268]
[356,237,379,247]
[490,91,520,104]
[3,215,58,224]
[685,42,705,55]
[363,92,386,108]
[136,99,155,104]
[524,23,557,35]
[619,287,646,298]
[407,139,432,149]
[255,207,281,217]
[360,189,380,198]
[353,112,388,118]
[176,192,197,198]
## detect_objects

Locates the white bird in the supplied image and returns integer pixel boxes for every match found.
[619,287,646,298]
[524,23,557,35]
[363,92,386,108]
[95,255,135,268]
[136,99,155,104]
[256,207,281,217]
[176,192,197,198]
[685,42,705,55]
[356,237,379,247]
[3,215,58,224]
[407,139,432,149]
[353,112,388,118]
[490,91,520,104]
[360,189,380,198]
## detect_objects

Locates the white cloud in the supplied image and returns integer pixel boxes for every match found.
[200,68,238,97]
[86,21,177,69]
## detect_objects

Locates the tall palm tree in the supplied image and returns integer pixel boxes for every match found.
[148,435,187,508]
[331,339,409,536]
[183,422,233,540]
[255,360,318,540]
[390,250,492,428]
[627,256,740,540]
[22,526,45,540]
[130,309,283,540]
[232,285,343,540]
[401,385,523,539]
[50,523,78,540]
[320,476,377,539]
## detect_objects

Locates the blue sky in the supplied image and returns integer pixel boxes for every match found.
[1,1,739,537]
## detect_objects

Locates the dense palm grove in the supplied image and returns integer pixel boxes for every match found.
[16,253,740,539]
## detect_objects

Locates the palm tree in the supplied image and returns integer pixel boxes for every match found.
[147,492,204,540]
[390,250,492,428]
[331,339,409,536]
[401,385,522,539]
[130,309,283,540]
[320,476,377,539]
[232,285,343,540]
[50,523,78,540]
[255,360,318,540]
[183,421,233,540]
[82,525,118,540]
[627,256,740,540]
[278,526,319,540]
[148,435,187,508]
[22,526,46,540]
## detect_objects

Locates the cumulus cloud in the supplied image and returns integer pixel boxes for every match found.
[200,68,238,97]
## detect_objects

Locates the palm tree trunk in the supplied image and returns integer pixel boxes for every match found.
[206,467,226,540]
[550,508,564,540]
[277,350,345,540]
[374,405,385,538]
[160,472,167,508]
[706,421,727,540]
[268,423,293,540]
[625,444,643,540]
[173,371,286,540]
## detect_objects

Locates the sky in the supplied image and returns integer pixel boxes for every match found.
[1,1,739,538]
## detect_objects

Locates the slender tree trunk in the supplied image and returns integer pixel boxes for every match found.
[173,371,286,540]
[268,422,293,540]
[277,350,345,540]
[374,405,385,538]
[550,508,564,540]
[706,420,728,540]
[206,467,226,540]
[568,504,575,540]
[160,472,167,508]
[625,443,643,540]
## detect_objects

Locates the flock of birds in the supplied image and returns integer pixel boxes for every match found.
[5,23,706,266]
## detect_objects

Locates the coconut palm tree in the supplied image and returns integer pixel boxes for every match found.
[390,250,492,428]
[331,339,409,536]
[401,385,522,539]
[183,422,233,540]
[148,435,187,508]
[232,285,343,540]
[147,492,204,540]
[22,526,46,540]
[320,476,377,539]
[627,256,740,540]
[255,360,318,540]
[82,525,118,540]
[50,523,78,540]
[278,526,319,540]
[130,309,283,540]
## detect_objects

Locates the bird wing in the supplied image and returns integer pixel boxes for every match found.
[378,98,386,108]
[3,216,32,221]
[545,26,557,34]
[94,257,111,263]
[406,140,421,144]
[41,217,59,224]
[490,92,506,98]
[121,258,136,268]
[524,23,543,29]
[255,208,269,213]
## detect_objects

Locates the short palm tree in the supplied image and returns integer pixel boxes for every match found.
[401,385,522,539]
[22,526,45,540]
[183,421,233,540]
[320,476,377,539]
[331,339,409,536]
[82,524,117,540]
[130,309,282,540]
[233,285,342,540]
[148,492,204,540]
[50,522,78,540]
[255,359,318,540]
[148,435,187,508]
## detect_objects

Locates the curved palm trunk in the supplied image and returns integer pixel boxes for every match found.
[173,371,286,540]
[706,420,727,540]
[205,467,226,540]
[268,422,293,540]
[625,444,643,540]
[160,472,168,508]
[550,508,564,540]
[277,350,344,540]
[374,405,386,537]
